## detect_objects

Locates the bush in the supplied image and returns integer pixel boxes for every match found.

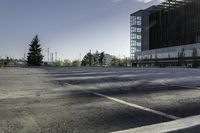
[53,60,63,66]
[63,59,72,67]
[72,60,81,67]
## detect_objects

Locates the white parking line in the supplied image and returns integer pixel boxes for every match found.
[65,83,179,120]
[84,90,179,120]
[112,115,200,133]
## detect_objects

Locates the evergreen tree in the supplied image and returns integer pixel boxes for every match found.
[81,51,93,66]
[178,48,185,66]
[99,52,105,66]
[27,35,43,66]
[81,51,107,67]
[192,48,199,68]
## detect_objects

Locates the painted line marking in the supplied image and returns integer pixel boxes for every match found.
[65,83,179,120]
[112,115,200,133]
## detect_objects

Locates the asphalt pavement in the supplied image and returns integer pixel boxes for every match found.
[1,67,200,133]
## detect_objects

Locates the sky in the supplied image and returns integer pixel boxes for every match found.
[0,0,163,61]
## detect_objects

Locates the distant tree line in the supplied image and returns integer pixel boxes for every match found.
[0,57,26,67]
[81,50,131,67]
[81,50,106,66]
[111,56,131,67]
[52,52,131,67]
[178,48,200,68]
[25,35,131,67]
[53,59,81,67]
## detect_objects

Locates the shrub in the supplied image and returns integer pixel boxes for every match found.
[72,60,81,67]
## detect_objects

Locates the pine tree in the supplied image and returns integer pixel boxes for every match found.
[178,48,185,66]
[192,48,199,68]
[81,51,93,66]
[99,52,105,66]
[27,35,43,66]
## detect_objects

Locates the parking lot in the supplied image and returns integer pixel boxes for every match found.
[1,67,200,133]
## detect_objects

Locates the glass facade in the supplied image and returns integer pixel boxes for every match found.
[130,0,200,67]
[149,0,200,50]
[130,15,142,60]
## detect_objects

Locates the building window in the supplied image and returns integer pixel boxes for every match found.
[130,15,142,60]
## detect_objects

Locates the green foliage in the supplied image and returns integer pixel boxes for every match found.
[119,58,128,67]
[99,52,106,66]
[178,48,185,66]
[111,57,120,66]
[0,58,26,67]
[72,60,81,67]
[81,50,106,66]
[27,35,44,66]
[53,60,63,66]
[111,57,131,67]
[179,48,185,58]
[81,51,94,66]
[81,50,130,67]
[63,59,72,67]
[192,48,198,57]
[53,59,81,67]
[192,48,199,68]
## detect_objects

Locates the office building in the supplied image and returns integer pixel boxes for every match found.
[130,0,200,67]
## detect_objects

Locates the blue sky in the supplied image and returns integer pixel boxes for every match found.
[0,0,162,60]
